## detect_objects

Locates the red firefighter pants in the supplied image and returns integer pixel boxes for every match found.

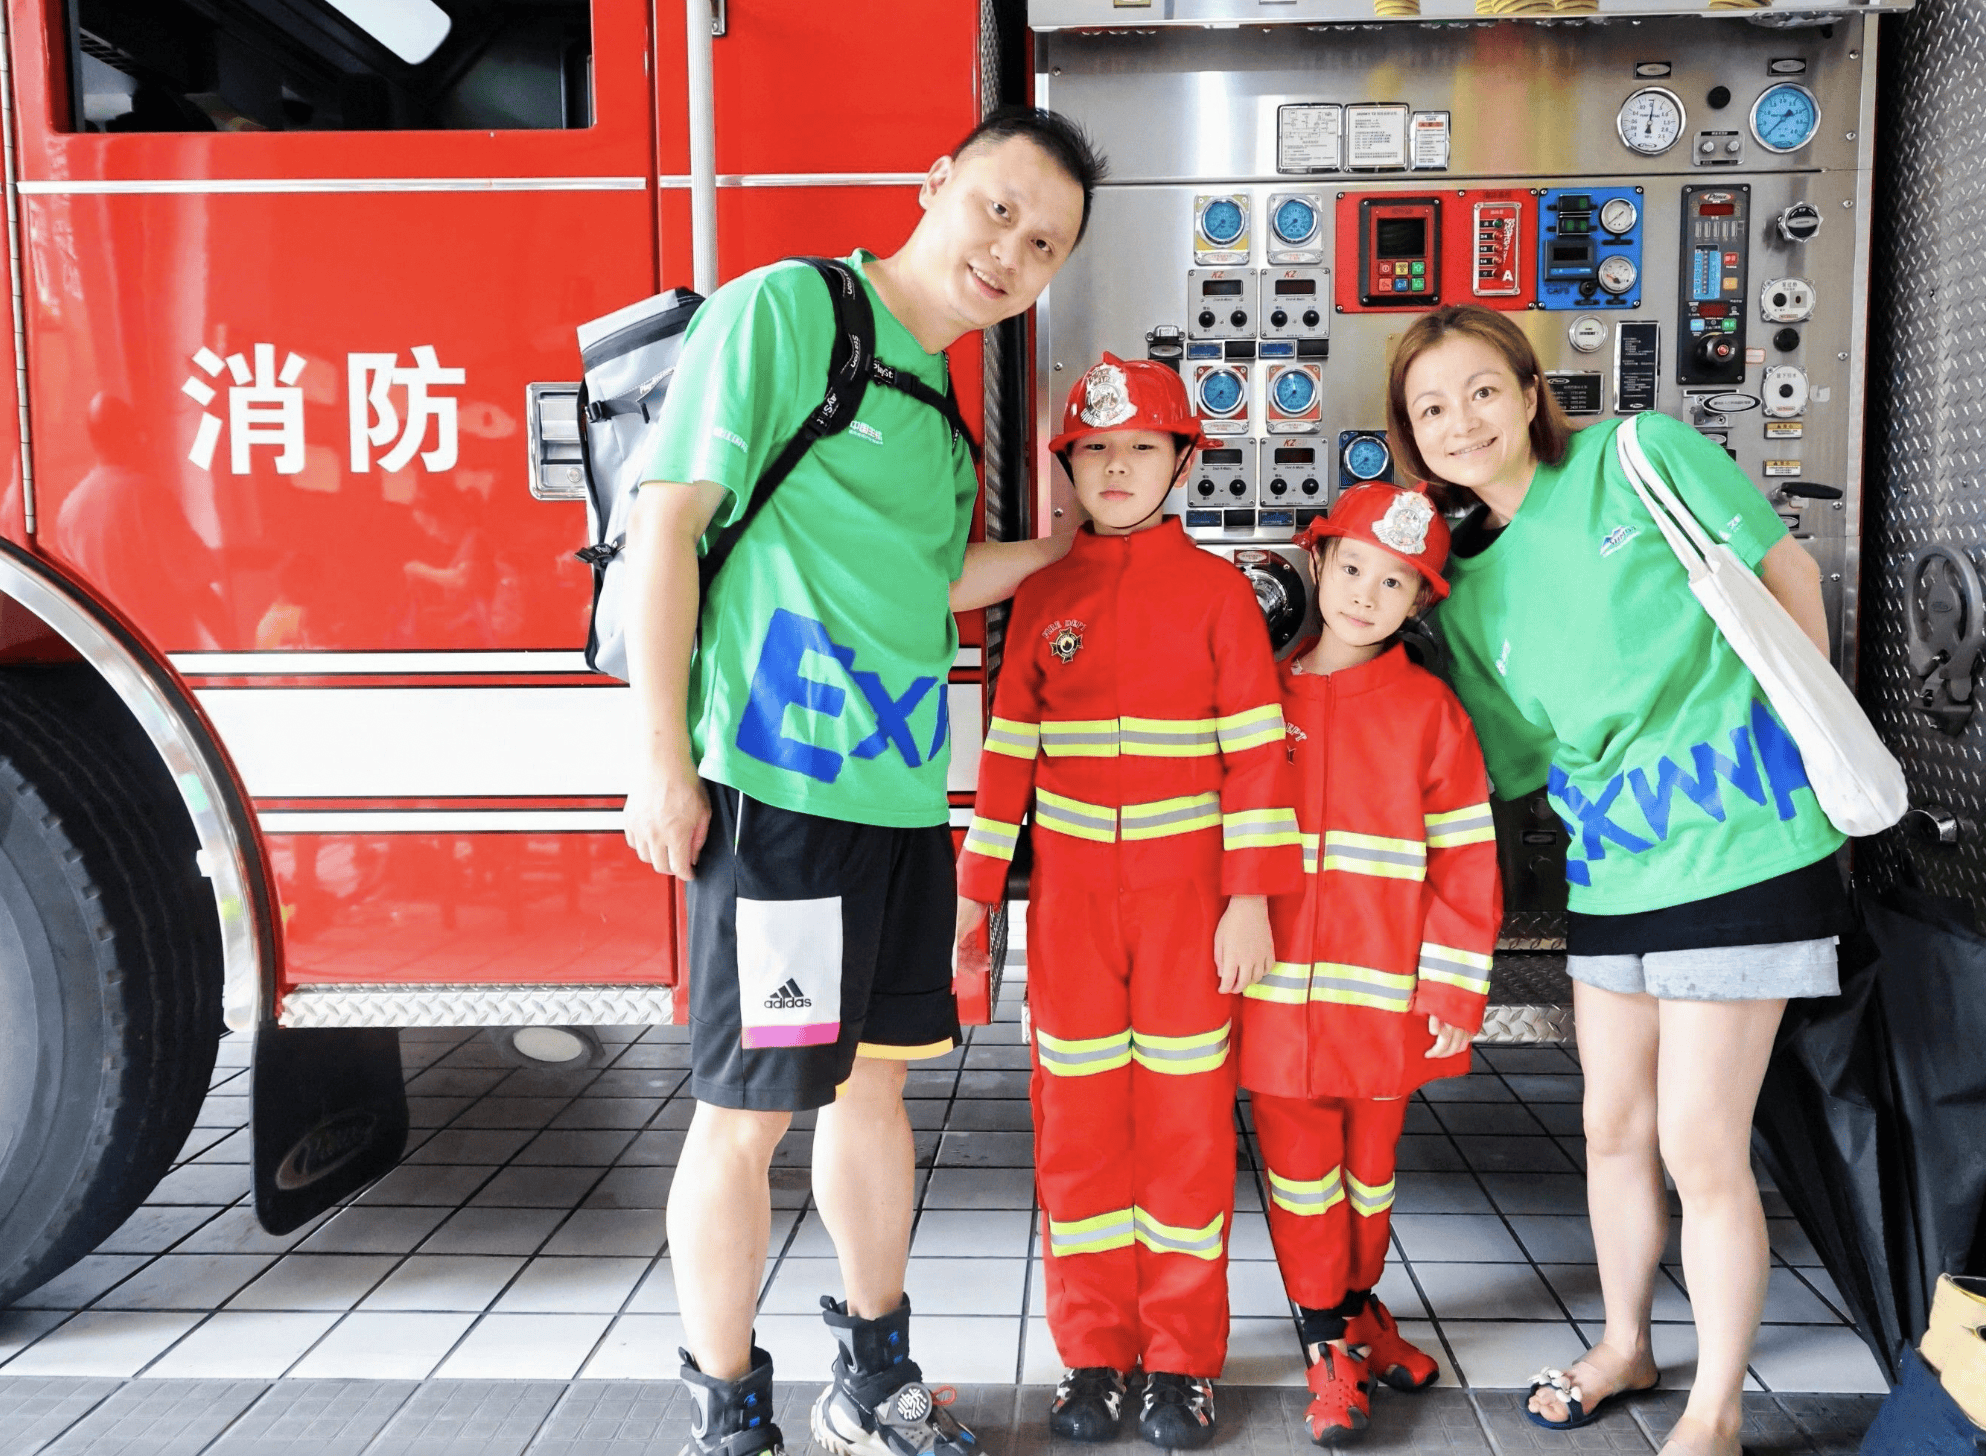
[1252,1093,1407,1311]
[1027,877,1237,1377]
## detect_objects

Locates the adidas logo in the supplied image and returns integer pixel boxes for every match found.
[764,978,812,1010]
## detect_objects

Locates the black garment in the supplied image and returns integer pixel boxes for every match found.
[1445,504,1504,561]
[1566,851,1852,956]
[686,780,960,1110]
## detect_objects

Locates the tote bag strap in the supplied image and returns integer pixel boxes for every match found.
[1613,414,1713,577]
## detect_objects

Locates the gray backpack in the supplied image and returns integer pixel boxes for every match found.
[573,257,974,679]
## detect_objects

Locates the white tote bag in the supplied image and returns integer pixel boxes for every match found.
[1614,414,1907,837]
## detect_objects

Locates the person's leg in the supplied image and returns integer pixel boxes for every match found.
[1253,1092,1353,1353]
[1528,976,1663,1423]
[670,1103,793,1378]
[1342,1097,1438,1390]
[813,1053,913,1318]
[1653,994,1786,1455]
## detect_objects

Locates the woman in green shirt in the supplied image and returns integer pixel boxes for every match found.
[1388,306,1847,1456]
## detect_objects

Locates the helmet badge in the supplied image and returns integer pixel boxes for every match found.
[1078,363,1136,429]
[1373,492,1434,556]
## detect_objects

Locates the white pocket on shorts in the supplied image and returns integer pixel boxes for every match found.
[735,896,844,1051]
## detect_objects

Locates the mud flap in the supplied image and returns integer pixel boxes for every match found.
[252,1025,409,1235]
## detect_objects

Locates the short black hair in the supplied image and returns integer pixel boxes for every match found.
[953,106,1109,245]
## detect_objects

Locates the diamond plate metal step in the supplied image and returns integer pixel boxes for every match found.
[1479,953,1573,1045]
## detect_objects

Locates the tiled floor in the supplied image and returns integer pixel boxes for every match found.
[0,952,1891,1453]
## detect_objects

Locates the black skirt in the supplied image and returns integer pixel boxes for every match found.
[1566,852,1852,957]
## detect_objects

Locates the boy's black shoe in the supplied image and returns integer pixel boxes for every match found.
[809,1296,978,1456]
[1049,1367,1129,1441]
[679,1345,783,1456]
[1137,1373,1217,1449]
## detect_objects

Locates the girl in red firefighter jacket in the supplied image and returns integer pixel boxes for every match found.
[1240,486,1502,1446]
[956,356,1303,1451]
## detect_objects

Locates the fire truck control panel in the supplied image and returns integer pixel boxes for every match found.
[1033,10,1877,668]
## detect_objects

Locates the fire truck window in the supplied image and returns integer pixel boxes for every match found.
[67,0,592,133]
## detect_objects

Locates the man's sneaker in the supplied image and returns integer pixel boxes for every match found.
[1137,1373,1216,1450]
[1302,1344,1371,1448]
[810,1296,977,1456]
[679,1345,784,1456]
[1049,1367,1128,1441]
[1344,1295,1439,1391]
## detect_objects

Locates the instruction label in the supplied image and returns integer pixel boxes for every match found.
[1411,112,1452,171]
[1346,105,1410,170]
[1545,372,1604,416]
[1615,321,1661,414]
[1277,104,1343,173]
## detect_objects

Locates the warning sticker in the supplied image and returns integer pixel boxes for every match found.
[1411,112,1451,171]
[1346,105,1410,170]
[1277,105,1343,174]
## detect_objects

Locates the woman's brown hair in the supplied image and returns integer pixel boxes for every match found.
[1385,305,1575,510]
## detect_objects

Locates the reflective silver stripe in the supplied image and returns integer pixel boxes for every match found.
[1119,719,1218,754]
[1033,792,1117,842]
[1347,1172,1395,1217]
[1309,968,1415,1008]
[1119,795,1221,833]
[1036,1029,1133,1075]
[1132,1208,1225,1259]
[1049,1209,1135,1256]
[1327,842,1425,870]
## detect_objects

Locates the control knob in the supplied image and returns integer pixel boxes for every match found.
[1195,479,1217,499]
[1299,477,1321,496]
[1267,476,1289,497]
[1230,310,1250,329]
[1776,201,1822,243]
[1197,309,1217,330]
[1301,309,1321,328]
[1694,334,1739,370]
[1228,479,1248,497]
[1270,309,1288,329]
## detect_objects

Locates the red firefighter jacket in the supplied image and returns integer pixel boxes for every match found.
[957,520,1303,904]
[1237,642,1503,1101]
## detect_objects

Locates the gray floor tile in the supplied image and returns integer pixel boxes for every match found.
[0,1377,123,1456]
[1776,1394,1888,1456]
[366,1380,568,1456]
[1469,1388,1656,1451]
[514,1132,639,1168]
[1631,1391,1815,1454]
[522,1381,684,1455]
[452,1099,572,1131]
[1479,1173,1588,1217]
[1392,1175,1495,1215]
[1497,1074,1586,1104]
[201,1379,419,1455]
[548,1101,659,1132]
[93,1209,225,1258]
[36,1378,267,1455]
[1453,1137,1578,1175]
[1431,1103,1549,1138]
[936,1131,1035,1168]
[582,1168,674,1210]
[91,1255,274,1312]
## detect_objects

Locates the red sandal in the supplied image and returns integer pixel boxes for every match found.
[1345,1296,1439,1391]
[1302,1344,1371,1447]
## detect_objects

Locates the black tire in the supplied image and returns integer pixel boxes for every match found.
[0,666,222,1307]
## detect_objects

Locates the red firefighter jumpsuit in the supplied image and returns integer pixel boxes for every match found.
[958,518,1302,1377]
[1237,641,1501,1320]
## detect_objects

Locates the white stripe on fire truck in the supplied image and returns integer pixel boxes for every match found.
[258,810,625,833]
[660,172,931,189]
[18,177,649,195]
[175,647,983,675]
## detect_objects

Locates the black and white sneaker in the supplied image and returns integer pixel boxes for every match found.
[1049,1367,1128,1442]
[809,1296,978,1456]
[1137,1373,1217,1450]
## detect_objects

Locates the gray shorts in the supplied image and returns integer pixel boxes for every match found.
[1565,937,1840,1002]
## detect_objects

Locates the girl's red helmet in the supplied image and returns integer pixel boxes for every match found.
[1048,353,1209,455]
[1294,483,1452,601]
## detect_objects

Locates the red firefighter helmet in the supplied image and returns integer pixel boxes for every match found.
[1048,352,1209,456]
[1294,483,1452,601]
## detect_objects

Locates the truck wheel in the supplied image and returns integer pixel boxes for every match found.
[0,671,222,1307]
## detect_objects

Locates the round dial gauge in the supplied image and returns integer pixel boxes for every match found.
[1272,368,1317,414]
[1567,316,1609,354]
[1750,83,1820,154]
[1197,369,1244,417]
[1273,196,1318,246]
[1599,197,1639,236]
[1343,435,1391,482]
[1200,197,1245,247]
[1597,254,1638,296]
[1617,87,1685,156]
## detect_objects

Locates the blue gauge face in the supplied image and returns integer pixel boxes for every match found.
[1273,197,1317,246]
[1344,435,1390,480]
[1201,198,1245,247]
[1272,368,1316,415]
[1751,84,1819,153]
[1198,369,1244,415]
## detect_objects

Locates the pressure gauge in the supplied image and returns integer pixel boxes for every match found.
[1599,197,1639,236]
[1597,254,1638,296]
[1343,434,1392,482]
[1201,197,1246,248]
[1272,368,1317,415]
[1617,87,1685,156]
[1198,368,1245,418]
[1273,196,1319,247]
[1750,83,1820,154]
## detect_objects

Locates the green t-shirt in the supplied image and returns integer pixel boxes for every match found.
[1440,412,1845,915]
[646,252,976,828]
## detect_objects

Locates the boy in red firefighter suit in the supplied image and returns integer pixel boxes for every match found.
[1238,485,1502,1445]
[956,355,1302,1450]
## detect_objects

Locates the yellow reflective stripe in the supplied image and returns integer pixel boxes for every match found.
[1418,942,1494,997]
[1049,1208,1135,1256]
[984,717,1041,760]
[1120,792,1221,841]
[1301,832,1320,876]
[1034,788,1116,843]
[1216,703,1286,755]
[1320,830,1427,882]
[1120,715,1219,758]
[1309,961,1417,1013]
[961,816,1020,862]
[1039,719,1121,758]
[1130,1022,1230,1075]
[1266,1166,1345,1216]
[1036,1027,1133,1077]
[1243,963,1311,1004]
[1222,807,1302,852]
[1425,802,1496,848]
[1347,1171,1396,1217]
[1132,1207,1226,1260]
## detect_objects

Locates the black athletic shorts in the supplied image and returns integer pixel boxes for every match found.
[685,780,961,1111]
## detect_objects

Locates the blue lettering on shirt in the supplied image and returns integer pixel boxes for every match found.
[735,608,943,784]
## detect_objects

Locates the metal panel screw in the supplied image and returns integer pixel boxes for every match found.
[1839,352,1849,361]
[1846,132,1857,140]
[1830,572,1843,580]
[1054,362,1064,371]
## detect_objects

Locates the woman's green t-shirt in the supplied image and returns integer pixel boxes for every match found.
[1440,412,1845,915]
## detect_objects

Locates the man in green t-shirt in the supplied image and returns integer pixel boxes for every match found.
[622,110,1104,1456]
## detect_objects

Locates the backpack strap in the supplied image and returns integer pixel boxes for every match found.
[869,358,982,464]
[696,257,873,605]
